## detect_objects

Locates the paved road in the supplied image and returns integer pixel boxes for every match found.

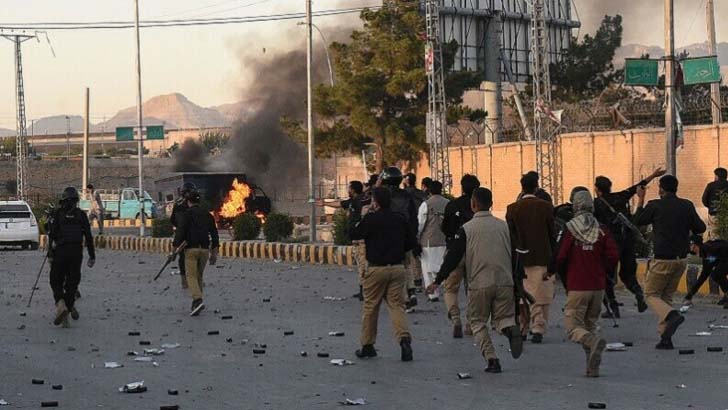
[1,249,727,410]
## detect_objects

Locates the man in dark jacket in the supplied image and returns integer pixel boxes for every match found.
[516,171,552,204]
[379,167,419,310]
[555,191,618,377]
[506,174,556,343]
[440,174,480,338]
[683,235,728,306]
[594,168,665,318]
[702,167,728,240]
[633,175,706,349]
[170,182,197,289]
[47,187,96,328]
[350,187,414,362]
[173,188,220,316]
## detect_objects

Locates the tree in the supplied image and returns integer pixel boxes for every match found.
[283,2,482,169]
[199,131,230,154]
[550,15,623,102]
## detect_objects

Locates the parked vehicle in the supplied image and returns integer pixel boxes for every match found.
[0,200,40,250]
[79,188,157,220]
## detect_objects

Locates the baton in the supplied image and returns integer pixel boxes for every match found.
[154,241,187,281]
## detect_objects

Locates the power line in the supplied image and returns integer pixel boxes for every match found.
[0,5,387,31]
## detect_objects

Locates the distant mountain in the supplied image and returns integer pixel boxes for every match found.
[97,93,230,131]
[29,115,86,135]
[0,128,14,137]
[615,41,728,67]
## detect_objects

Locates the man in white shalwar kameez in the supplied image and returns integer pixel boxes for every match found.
[418,180,450,302]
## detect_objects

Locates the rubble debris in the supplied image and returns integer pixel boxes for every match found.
[17,324,25,330]
[139,341,151,346]
[622,342,634,347]
[679,305,690,314]
[105,362,124,369]
[160,406,180,410]
[208,331,220,335]
[691,332,712,337]
[221,315,233,320]
[708,324,728,330]
[323,296,347,301]
[328,331,345,337]
[256,344,267,349]
[52,385,63,390]
[253,349,266,354]
[675,384,687,389]
[457,373,472,380]
[330,359,355,366]
[317,352,330,358]
[588,403,606,409]
[284,331,294,336]
[167,389,179,395]
[226,338,233,343]
[0,399,9,405]
[41,401,59,407]
[32,378,45,385]
[128,331,141,336]
[263,298,271,302]
[606,343,627,352]
[678,349,695,355]
[144,348,165,356]
[127,351,139,356]
[707,347,723,352]
[300,351,308,357]
[134,357,154,362]
[161,343,180,349]
[340,398,367,406]
[119,381,147,393]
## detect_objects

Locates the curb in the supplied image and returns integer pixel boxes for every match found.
[40,235,355,267]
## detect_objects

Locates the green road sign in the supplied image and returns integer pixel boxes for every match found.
[624,59,659,86]
[115,127,134,141]
[683,56,721,85]
[146,125,165,140]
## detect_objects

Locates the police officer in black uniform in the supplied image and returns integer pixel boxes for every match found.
[47,187,95,328]
[171,182,196,289]
[379,167,419,309]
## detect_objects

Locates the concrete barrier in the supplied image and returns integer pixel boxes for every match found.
[40,235,355,267]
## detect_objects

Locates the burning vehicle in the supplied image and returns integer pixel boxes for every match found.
[155,172,271,228]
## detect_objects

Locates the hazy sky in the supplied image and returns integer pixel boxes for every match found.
[0,0,725,129]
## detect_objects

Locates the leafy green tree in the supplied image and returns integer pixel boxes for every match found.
[283,2,481,169]
[550,15,623,102]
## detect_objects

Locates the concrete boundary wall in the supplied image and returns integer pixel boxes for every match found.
[40,235,355,267]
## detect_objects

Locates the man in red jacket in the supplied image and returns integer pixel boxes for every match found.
[555,191,619,377]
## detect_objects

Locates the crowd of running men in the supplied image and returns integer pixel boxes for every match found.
[43,166,726,377]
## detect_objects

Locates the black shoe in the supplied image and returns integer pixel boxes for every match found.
[717,296,728,306]
[504,325,523,359]
[601,303,620,319]
[531,333,543,344]
[655,338,674,350]
[190,299,205,316]
[485,358,502,373]
[521,334,528,341]
[661,310,685,340]
[405,295,418,310]
[355,344,377,359]
[637,297,648,313]
[70,307,79,321]
[453,324,463,339]
[724,304,728,310]
[400,338,413,362]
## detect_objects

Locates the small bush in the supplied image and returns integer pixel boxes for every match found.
[263,212,294,242]
[152,217,174,238]
[715,193,728,239]
[233,213,262,241]
[333,209,351,246]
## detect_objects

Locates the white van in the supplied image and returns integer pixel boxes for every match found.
[0,201,40,250]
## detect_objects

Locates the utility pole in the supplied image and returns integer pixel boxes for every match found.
[65,115,70,160]
[1,34,35,200]
[134,0,146,236]
[82,88,90,197]
[425,0,450,191]
[706,0,722,125]
[306,0,317,242]
[664,0,676,175]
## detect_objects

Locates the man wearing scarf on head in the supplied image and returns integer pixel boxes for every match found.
[555,191,619,377]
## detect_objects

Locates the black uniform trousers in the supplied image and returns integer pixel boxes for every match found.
[604,236,644,304]
[686,260,728,299]
[178,249,187,277]
[49,243,83,309]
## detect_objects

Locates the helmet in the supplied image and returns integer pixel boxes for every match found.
[379,166,403,187]
[184,189,201,203]
[60,187,80,203]
[179,182,197,196]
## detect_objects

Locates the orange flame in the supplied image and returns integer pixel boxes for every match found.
[219,178,252,219]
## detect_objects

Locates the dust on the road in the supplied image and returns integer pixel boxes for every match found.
[1,249,727,410]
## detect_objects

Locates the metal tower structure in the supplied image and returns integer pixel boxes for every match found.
[529,0,561,204]
[1,33,36,200]
[425,0,450,190]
